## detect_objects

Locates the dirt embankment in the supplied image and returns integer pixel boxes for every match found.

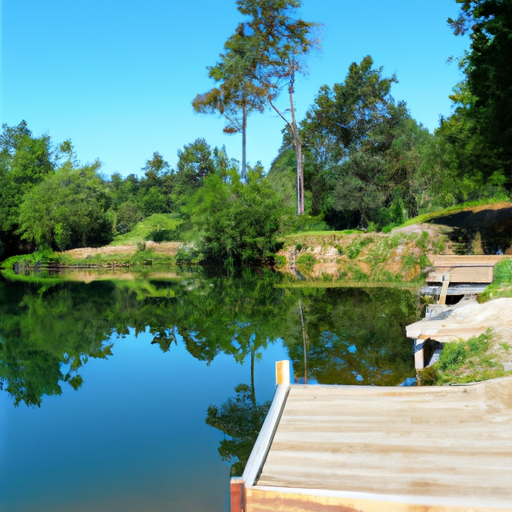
[277,203,512,280]
[61,241,182,259]
[277,226,446,281]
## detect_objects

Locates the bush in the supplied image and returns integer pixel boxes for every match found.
[186,168,281,268]
[296,253,316,272]
[347,236,373,259]
[274,254,287,267]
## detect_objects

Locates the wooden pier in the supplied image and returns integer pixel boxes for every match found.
[423,255,509,304]
[231,361,512,512]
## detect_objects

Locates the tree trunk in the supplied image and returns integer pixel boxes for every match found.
[242,104,247,182]
[298,298,308,384]
[288,77,304,215]
[250,344,256,408]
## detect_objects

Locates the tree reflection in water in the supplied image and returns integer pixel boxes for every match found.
[206,384,270,476]
[0,272,419,414]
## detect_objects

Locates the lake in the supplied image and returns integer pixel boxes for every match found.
[0,270,419,511]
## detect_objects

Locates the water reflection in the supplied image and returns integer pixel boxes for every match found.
[0,270,420,510]
[206,384,270,476]
[0,271,419,408]
[286,287,419,385]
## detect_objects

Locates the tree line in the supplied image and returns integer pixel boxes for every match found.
[0,0,510,266]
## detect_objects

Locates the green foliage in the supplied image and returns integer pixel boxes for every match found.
[236,0,321,214]
[206,384,271,476]
[266,148,296,208]
[172,139,218,207]
[1,248,60,270]
[300,56,430,228]
[479,258,512,302]
[274,254,287,267]
[419,330,510,385]
[175,244,203,265]
[111,214,182,245]
[17,161,113,250]
[193,23,267,180]
[187,167,281,268]
[296,253,316,272]
[449,1,512,189]
[346,235,373,259]
[115,201,143,234]
[284,213,331,234]
[0,121,56,254]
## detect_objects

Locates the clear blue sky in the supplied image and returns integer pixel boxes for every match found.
[0,0,469,177]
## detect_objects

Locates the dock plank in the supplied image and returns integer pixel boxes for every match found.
[429,255,509,267]
[426,266,493,283]
[254,379,512,509]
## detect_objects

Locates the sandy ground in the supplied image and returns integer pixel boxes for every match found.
[61,241,181,259]
[407,297,512,371]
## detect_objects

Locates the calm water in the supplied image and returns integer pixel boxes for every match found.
[0,270,419,511]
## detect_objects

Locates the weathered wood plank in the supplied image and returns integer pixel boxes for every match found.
[426,267,493,283]
[251,378,512,511]
[429,255,509,267]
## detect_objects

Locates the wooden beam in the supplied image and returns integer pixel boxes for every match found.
[426,267,493,284]
[438,274,450,305]
[230,478,245,512]
[414,340,425,370]
[276,360,291,386]
[429,255,509,267]
[242,377,290,487]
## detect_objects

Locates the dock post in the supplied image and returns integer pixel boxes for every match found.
[414,339,425,370]
[230,477,245,512]
[438,273,450,305]
[276,360,291,386]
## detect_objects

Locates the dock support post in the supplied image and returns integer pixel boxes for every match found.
[414,339,425,370]
[230,477,245,512]
[438,274,450,305]
[276,360,291,386]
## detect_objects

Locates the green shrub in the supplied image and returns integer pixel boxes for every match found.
[274,254,287,267]
[347,236,372,259]
[479,258,512,302]
[175,244,203,264]
[287,213,330,234]
[296,253,316,272]
[366,221,377,233]
[350,267,369,282]
[418,365,439,386]
[186,169,281,268]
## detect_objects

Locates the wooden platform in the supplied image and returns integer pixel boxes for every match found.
[424,255,510,304]
[426,255,509,285]
[429,255,510,266]
[232,362,512,512]
[426,266,493,284]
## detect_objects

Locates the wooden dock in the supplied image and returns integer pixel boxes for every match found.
[231,361,512,512]
[424,255,509,304]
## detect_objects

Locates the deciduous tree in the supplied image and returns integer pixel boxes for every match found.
[449,0,512,187]
[193,24,267,181]
[237,0,320,214]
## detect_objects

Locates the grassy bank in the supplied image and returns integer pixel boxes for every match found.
[0,245,177,271]
[479,258,512,302]
[276,230,446,282]
[419,330,512,385]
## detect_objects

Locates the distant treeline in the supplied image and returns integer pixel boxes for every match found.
[1,1,510,267]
